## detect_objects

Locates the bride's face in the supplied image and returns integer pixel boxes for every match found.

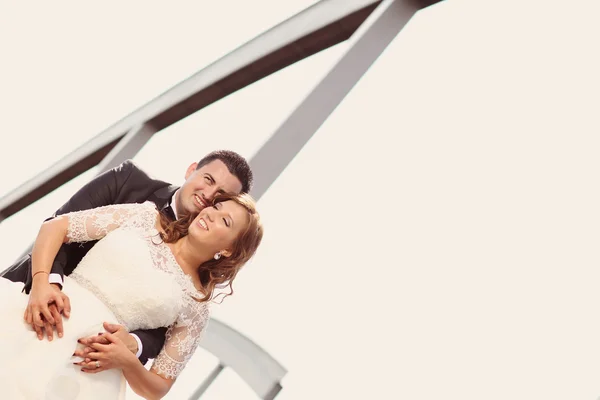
[189,200,250,257]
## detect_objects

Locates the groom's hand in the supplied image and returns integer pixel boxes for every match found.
[75,322,139,372]
[24,280,71,341]
[76,331,138,373]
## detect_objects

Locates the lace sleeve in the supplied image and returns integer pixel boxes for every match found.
[64,201,159,243]
[151,298,210,379]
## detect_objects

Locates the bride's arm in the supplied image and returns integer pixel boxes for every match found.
[124,301,210,399]
[26,214,73,330]
[30,213,71,281]
[121,359,175,400]
[31,202,159,277]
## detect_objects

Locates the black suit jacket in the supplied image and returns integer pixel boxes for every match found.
[0,160,178,364]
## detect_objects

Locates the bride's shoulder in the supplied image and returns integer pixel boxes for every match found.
[140,200,160,212]
[108,200,159,215]
[111,201,160,233]
[129,201,160,218]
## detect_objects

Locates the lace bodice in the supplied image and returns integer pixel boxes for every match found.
[64,202,210,379]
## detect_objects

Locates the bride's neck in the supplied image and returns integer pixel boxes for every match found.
[167,237,210,274]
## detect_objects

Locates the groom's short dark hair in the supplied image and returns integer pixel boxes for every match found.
[197,150,253,193]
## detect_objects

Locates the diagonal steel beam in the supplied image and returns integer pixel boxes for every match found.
[188,363,225,400]
[95,123,158,175]
[250,0,443,200]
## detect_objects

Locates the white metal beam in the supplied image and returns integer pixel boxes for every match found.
[198,319,287,399]
[95,123,158,175]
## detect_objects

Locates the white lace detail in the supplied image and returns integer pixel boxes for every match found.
[151,299,210,379]
[65,202,158,243]
[63,202,211,379]
[146,237,211,379]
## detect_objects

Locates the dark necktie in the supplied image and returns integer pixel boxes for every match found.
[161,203,176,221]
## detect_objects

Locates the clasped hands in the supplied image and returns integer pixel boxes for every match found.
[73,322,139,373]
[24,275,71,341]
[24,277,139,372]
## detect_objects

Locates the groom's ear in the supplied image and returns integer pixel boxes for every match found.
[185,162,198,180]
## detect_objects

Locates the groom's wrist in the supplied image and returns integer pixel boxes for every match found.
[129,333,143,358]
[48,273,64,289]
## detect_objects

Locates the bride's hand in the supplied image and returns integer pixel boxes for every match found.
[78,332,138,373]
[24,280,71,340]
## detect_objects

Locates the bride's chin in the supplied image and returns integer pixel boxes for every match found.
[189,228,204,241]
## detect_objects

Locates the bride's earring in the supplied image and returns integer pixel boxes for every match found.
[214,252,222,260]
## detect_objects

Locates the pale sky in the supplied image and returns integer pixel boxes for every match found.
[2,0,600,399]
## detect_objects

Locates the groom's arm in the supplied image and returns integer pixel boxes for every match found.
[131,327,168,364]
[2,161,137,292]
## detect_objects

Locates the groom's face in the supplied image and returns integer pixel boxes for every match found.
[178,159,243,215]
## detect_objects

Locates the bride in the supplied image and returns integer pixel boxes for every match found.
[0,193,263,399]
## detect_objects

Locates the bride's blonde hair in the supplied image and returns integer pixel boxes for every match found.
[158,193,263,302]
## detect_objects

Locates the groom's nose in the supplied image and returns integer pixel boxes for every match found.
[203,187,219,201]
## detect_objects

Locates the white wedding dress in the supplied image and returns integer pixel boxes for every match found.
[0,202,210,399]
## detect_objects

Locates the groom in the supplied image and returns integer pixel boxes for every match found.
[1,150,253,369]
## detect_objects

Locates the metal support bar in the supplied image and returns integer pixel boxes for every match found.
[196,318,287,398]
[188,363,225,400]
[95,123,158,175]
[249,0,426,199]
[263,383,284,400]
